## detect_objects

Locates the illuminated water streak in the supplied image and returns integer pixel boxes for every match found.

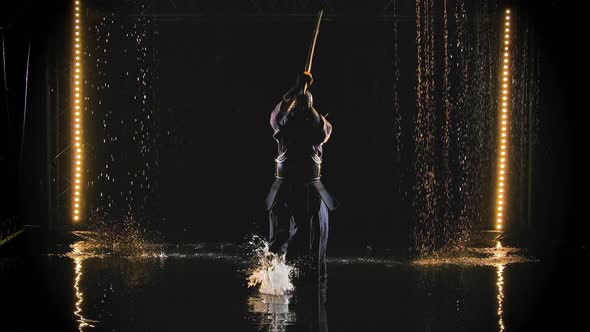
[413,0,438,254]
[392,0,401,163]
[72,0,84,222]
[440,0,452,243]
[85,3,160,224]
[495,9,511,230]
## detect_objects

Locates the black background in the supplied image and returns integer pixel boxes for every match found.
[0,0,586,257]
[1,1,588,331]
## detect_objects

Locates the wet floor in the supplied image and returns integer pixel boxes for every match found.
[1,231,587,331]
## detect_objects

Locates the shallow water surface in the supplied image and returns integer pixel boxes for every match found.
[1,231,583,331]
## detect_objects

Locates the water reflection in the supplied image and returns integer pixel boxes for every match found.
[248,293,295,332]
[247,283,328,332]
[495,241,505,332]
[71,242,98,331]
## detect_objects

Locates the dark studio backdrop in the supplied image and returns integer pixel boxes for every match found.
[0,0,586,259]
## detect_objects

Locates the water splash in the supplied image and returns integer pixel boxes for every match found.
[246,236,295,296]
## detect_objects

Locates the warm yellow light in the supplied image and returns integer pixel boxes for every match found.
[72,0,83,223]
[496,10,511,231]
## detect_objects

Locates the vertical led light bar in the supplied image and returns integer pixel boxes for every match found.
[72,0,83,222]
[495,9,511,230]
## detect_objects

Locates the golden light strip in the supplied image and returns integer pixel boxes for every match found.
[495,9,511,230]
[72,0,83,222]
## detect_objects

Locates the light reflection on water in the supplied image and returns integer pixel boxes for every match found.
[496,241,506,332]
[71,242,99,331]
[62,232,535,332]
[247,294,295,332]
[247,283,329,332]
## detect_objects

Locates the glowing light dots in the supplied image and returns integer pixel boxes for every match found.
[495,9,512,231]
[72,0,83,222]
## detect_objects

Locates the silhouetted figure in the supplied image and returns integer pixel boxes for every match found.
[266,72,338,281]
